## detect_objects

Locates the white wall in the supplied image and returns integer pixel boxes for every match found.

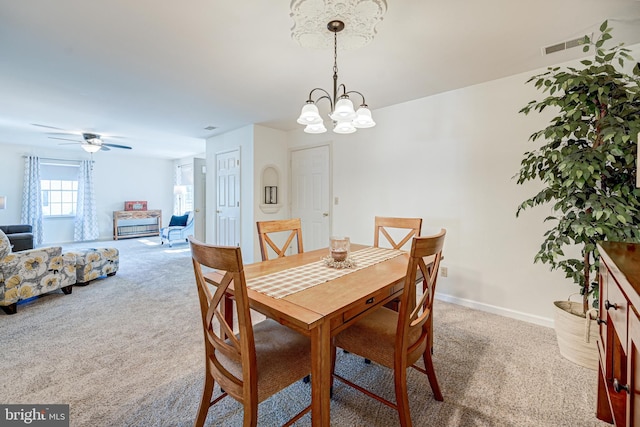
[253,125,289,261]
[0,142,174,243]
[205,125,255,263]
[205,125,289,263]
[286,60,597,326]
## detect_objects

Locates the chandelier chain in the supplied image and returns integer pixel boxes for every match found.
[333,31,338,75]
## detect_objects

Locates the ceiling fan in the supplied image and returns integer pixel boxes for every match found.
[33,123,133,153]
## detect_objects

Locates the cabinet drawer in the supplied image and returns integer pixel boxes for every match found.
[343,287,391,323]
[606,279,628,349]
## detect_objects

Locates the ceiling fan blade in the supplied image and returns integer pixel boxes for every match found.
[102,143,132,150]
[58,142,83,146]
[32,123,68,131]
[47,132,83,137]
[49,136,82,142]
[100,146,111,151]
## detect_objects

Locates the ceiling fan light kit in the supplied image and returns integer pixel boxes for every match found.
[81,143,102,153]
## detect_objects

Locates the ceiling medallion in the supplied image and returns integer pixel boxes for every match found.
[290,0,388,50]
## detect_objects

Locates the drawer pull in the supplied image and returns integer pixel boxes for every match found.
[613,378,630,394]
[596,318,607,325]
[604,300,618,311]
[366,297,375,304]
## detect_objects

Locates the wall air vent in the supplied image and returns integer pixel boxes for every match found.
[542,34,591,55]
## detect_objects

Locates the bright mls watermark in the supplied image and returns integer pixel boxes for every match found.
[0,405,69,426]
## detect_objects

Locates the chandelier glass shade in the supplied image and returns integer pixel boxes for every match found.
[296,20,376,134]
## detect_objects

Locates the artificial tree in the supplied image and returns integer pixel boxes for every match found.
[516,21,640,315]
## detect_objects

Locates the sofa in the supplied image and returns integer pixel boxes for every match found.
[0,229,76,314]
[160,211,194,247]
[0,224,34,252]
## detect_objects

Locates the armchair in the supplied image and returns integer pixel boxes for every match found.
[0,229,76,314]
[160,211,194,247]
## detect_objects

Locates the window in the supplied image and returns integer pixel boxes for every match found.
[41,162,80,217]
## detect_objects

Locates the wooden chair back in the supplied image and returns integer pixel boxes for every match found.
[256,218,304,261]
[373,216,422,250]
[188,237,258,413]
[397,229,446,366]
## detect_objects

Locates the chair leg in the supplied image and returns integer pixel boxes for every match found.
[394,368,412,427]
[423,348,443,401]
[194,373,215,427]
[243,400,258,427]
[61,285,73,295]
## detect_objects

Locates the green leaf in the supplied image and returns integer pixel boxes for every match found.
[600,20,608,32]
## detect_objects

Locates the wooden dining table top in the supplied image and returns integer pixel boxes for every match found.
[237,244,409,330]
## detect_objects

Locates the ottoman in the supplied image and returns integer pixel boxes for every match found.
[71,248,119,286]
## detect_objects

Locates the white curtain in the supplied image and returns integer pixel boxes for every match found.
[74,160,99,241]
[21,156,44,245]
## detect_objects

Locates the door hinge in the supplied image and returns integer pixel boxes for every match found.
[237,201,239,207]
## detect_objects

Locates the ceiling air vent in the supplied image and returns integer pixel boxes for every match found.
[542,34,590,56]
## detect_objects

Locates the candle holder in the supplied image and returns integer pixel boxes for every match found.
[323,236,356,268]
[330,236,350,261]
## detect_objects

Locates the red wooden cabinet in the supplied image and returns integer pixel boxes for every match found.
[596,242,640,426]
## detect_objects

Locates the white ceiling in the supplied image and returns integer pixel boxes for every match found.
[1,1,640,159]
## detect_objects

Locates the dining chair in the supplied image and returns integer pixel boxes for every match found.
[256,218,304,261]
[332,229,447,427]
[189,237,312,427]
[256,218,310,384]
[374,216,422,313]
[374,216,422,250]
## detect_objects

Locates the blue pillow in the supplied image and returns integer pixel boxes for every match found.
[169,214,188,227]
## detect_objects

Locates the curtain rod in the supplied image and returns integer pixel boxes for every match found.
[22,156,93,163]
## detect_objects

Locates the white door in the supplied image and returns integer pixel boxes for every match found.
[215,149,241,246]
[291,145,331,250]
[193,158,206,241]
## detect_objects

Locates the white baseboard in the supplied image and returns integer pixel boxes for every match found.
[436,293,554,329]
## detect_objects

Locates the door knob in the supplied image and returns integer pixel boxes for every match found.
[322,212,329,217]
[195,209,200,213]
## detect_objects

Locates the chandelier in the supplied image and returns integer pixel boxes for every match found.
[296,20,376,134]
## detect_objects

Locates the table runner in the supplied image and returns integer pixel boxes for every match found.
[247,247,404,299]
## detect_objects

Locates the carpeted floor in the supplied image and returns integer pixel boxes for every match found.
[1,238,607,426]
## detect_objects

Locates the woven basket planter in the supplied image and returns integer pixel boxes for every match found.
[553,300,599,370]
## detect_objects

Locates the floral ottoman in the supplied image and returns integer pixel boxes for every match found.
[70,248,119,286]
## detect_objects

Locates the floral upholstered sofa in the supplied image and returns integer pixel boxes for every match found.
[0,229,76,315]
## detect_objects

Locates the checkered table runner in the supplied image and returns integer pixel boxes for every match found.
[247,247,404,299]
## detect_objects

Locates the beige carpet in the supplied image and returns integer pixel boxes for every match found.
[0,238,608,426]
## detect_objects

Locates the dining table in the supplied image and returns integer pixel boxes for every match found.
[204,243,410,427]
